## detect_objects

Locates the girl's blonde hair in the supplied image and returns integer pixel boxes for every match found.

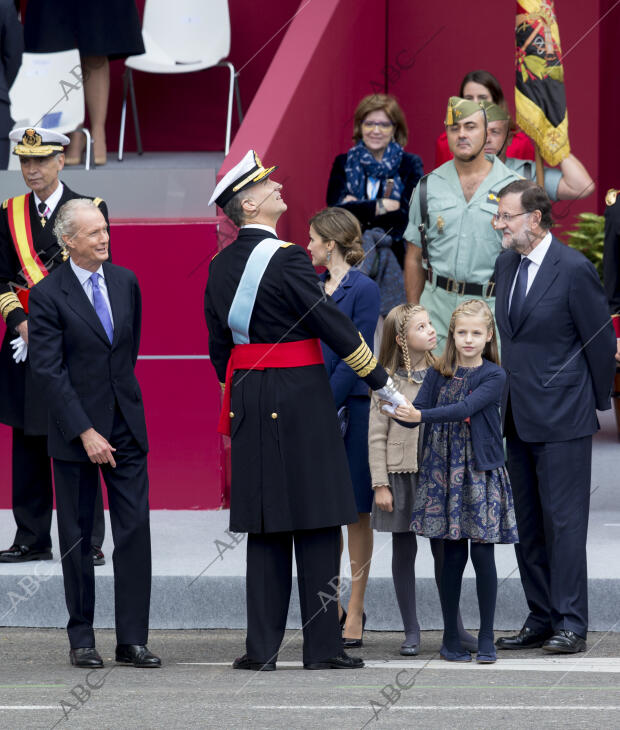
[435,299,499,377]
[379,304,435,381]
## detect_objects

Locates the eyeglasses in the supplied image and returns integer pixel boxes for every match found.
[492,211,530,224]
[362,120,394,132]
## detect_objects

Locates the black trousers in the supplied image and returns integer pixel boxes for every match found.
[53,408,151,648]
[506,410,592,638]
[246,526,342,665]
[11,427,105,550]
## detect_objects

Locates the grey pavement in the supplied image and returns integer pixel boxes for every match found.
[2,628,620,729]
[1,410,619,632]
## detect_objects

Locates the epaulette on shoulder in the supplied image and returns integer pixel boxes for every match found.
[280,242,294,248]
[605,189,618,207]
[2,199,8,209]
[92,197,104,208]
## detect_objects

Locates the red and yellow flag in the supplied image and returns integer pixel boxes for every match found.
[515,1,570,166]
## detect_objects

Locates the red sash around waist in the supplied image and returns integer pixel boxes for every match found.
[218,339,324,436]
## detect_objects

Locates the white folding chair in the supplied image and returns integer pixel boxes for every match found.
[118,0,242,160]
[9,49,92,170]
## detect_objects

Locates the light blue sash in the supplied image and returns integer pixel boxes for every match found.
[228,238,281,344]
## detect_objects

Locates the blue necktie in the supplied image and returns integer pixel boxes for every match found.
[509,257,531,330]
[90,272,114,343]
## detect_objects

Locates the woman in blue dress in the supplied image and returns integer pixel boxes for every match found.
[308,207,380,648]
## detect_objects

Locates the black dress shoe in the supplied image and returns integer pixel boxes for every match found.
[495,626,553,650]
[343,612,366,648]
[0,544,53,562]
[232,654,276,671]
[304,651,365,670]
[70,647,103,668]
[92,546,105,566]
[115,644,161,667]
[542,630,586,654]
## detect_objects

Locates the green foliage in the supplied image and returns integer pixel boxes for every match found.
[566,212,605,281]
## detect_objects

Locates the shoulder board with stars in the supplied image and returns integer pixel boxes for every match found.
[280,242,294,248]
[487,193,499,206]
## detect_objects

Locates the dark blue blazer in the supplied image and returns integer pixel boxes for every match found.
[320,268,380,408]
[494,236,616,442]
[28,261,148,462]
[408,359,506,471]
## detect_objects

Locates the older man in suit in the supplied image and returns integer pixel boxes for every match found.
[28,199,159,668]
[493,180,616,654]
[0,127,107,565]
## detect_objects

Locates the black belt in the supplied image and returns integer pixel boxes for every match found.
[431,272,496,298]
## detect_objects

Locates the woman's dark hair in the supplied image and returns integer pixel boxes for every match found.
[309,207,365,266]
[459,70,505,106]
[352,94,408,147]
[498,179,554,229]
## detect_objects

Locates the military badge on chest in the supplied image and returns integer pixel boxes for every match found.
[436,215,445,234]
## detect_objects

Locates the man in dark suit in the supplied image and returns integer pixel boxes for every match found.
[28,198,159,668]
[205,150,404,671]
[493,180,616,654]
[0,127,106,565]
[0,0,22,169]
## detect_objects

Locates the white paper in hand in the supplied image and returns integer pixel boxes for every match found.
[10,336,28,363]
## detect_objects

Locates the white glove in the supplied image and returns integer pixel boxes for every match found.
[10,336,28,363]
[376,376,407,414]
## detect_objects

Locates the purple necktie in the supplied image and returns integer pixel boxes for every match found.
[90,273,114,343]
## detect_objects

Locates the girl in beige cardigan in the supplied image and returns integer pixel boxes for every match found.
[369,304,477,655]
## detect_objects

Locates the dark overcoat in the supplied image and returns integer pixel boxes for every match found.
[0,184,109,433]
[204,227,387,533]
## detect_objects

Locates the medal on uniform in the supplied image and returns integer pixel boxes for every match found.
[436,215,445,234]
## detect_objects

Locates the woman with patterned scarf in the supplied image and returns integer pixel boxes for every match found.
[326,94,423,267]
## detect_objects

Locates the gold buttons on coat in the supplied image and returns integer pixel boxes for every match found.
[229,411,235,418]
[271,412,278,419]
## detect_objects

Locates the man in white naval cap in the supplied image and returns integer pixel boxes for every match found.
[0,127,107,565]
[204,149,405,670]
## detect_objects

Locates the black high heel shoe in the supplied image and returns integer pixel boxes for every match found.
[343,612,366,648]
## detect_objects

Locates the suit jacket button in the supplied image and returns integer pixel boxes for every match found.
[271,412,278,419]
[229,411,234,418]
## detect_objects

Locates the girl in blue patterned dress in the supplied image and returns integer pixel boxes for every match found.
[389,300,518,664]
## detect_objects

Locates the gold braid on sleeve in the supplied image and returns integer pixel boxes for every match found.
[0,292,23,322]
[343,333,378,378]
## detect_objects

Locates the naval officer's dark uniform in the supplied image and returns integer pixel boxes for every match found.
[0,184,107,556]
[205,225,388,665]
[604,188,620,438]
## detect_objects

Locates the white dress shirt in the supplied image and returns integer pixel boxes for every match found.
[508,231,553,310]
[34,182,64,218]
[69,258,114,326]
[241,223,278,237]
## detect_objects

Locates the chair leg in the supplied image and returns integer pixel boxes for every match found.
[234,73,243,124]
[82,127,92,170]
[127,69,143,156]
[219,62,235,156]
[118,69,129,162]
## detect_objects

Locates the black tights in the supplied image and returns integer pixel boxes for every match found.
[392,533,476,646]
[440,539,497,654]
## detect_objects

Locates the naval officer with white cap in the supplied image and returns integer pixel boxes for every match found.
[205,150,406,671]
